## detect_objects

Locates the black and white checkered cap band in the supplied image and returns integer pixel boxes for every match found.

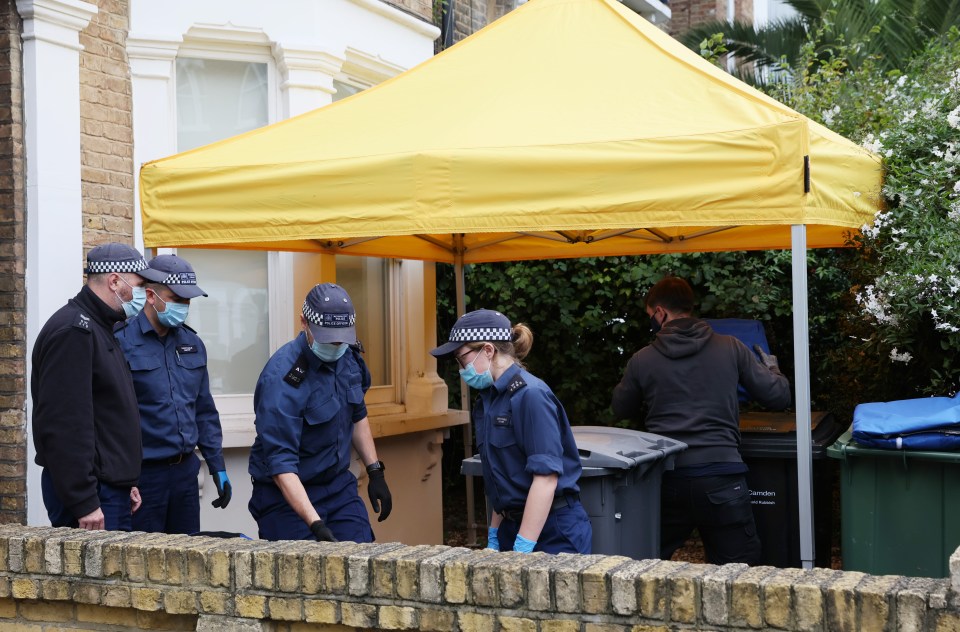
[302,300,356,327]
[158,272,198,285]
[450,326,511,342]
[85,259,148,274]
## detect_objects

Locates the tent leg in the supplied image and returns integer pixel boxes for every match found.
[455,252,477,547]
[791,224,815,569]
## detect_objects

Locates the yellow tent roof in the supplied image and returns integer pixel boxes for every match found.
[139,0,882,263]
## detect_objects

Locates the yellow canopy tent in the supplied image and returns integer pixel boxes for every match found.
[140,0,879,261]
[140,0,882,566]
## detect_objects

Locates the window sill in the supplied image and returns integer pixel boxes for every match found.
[367,408,469,439]
[219,406,469,448]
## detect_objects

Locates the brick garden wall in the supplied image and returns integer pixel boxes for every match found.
[0,525,959,631]
[0,0,26,526]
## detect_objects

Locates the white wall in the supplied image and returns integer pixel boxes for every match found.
[753,0,797,26]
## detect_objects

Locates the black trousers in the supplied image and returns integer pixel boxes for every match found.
[660,472,761,565]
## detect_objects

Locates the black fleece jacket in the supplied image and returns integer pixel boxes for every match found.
[611,317,791,466]
[31,285,142,519]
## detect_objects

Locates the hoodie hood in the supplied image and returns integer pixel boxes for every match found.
[651,317,713,359]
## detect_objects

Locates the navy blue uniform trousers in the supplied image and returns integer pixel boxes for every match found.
[132,452,202,534]
[249,469,373,543]
[41,468,133,531]
[496,500,592,554]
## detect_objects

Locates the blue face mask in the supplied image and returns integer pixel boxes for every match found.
[459,356,494,390]
[153,292,189,328]
[116,276,147,318]
[311,340,348,363]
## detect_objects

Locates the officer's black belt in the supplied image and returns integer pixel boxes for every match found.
[251,469,340,488]
[143,452,192,466]
[500,493,580,524]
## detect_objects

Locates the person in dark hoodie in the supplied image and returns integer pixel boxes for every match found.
[611,276,791,565]
[32,243,165,530]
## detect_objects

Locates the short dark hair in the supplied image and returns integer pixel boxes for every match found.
[645,276,695,314]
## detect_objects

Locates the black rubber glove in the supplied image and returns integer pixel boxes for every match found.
[753,344,781,373]
[212,471,232,509]
[367,463,393,522]
[310,519,338,542]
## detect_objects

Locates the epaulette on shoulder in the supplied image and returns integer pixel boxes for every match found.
[182,323,198,334]
[73,312,93,333]
[507,374,527,395]
[283,352,310,388]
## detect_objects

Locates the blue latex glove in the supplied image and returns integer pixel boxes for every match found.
[212,471,232,508]
[486,527,500,551]
[513,533,536,553]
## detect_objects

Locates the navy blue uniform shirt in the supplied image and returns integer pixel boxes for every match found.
[248,333,370,484]
[473,363,581,513]
[115,311,225,472]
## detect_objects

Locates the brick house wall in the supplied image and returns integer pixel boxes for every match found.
[0,0,26,526]
[385,0,433,22]
[449,0,520,44]
[79,0,135,251]
[669,0,752,37]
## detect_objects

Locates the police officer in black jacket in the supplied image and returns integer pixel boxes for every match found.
[31,243,165,530]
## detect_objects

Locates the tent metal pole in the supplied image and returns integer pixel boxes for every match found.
[791,224,815,569]
[454,242,477,546]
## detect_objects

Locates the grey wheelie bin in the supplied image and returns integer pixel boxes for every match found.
[462,425,686,559]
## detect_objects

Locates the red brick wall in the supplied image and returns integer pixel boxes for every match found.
[669,0,752,37]
[0,0,26,525]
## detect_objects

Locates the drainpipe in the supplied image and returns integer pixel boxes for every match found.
[726,0,736,72]
[441,0,455,49]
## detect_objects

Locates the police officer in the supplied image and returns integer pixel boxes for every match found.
[31,243,163,530]
[431,309,591,554]
[248,283,392,542]
[611,276,792,565]
[115,254,230,534]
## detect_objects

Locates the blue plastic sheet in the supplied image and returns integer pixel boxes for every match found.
[853,393,960,450]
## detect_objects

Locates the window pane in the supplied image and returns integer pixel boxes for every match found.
[333,79,362,102]
[336,256,391,386]
[179,249,269,395]
[177,58,268,151]
[176,57,270,395]
[331,84,393,390]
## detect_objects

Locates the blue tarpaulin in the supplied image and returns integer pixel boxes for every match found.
[853,393,960,450]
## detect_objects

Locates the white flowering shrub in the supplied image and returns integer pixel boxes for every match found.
[849,33,960,393]
[767,27,960,399]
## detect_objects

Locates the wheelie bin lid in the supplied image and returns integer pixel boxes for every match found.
[460,426,687,475]
[571,426,687,470]
[739,411,845,459]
